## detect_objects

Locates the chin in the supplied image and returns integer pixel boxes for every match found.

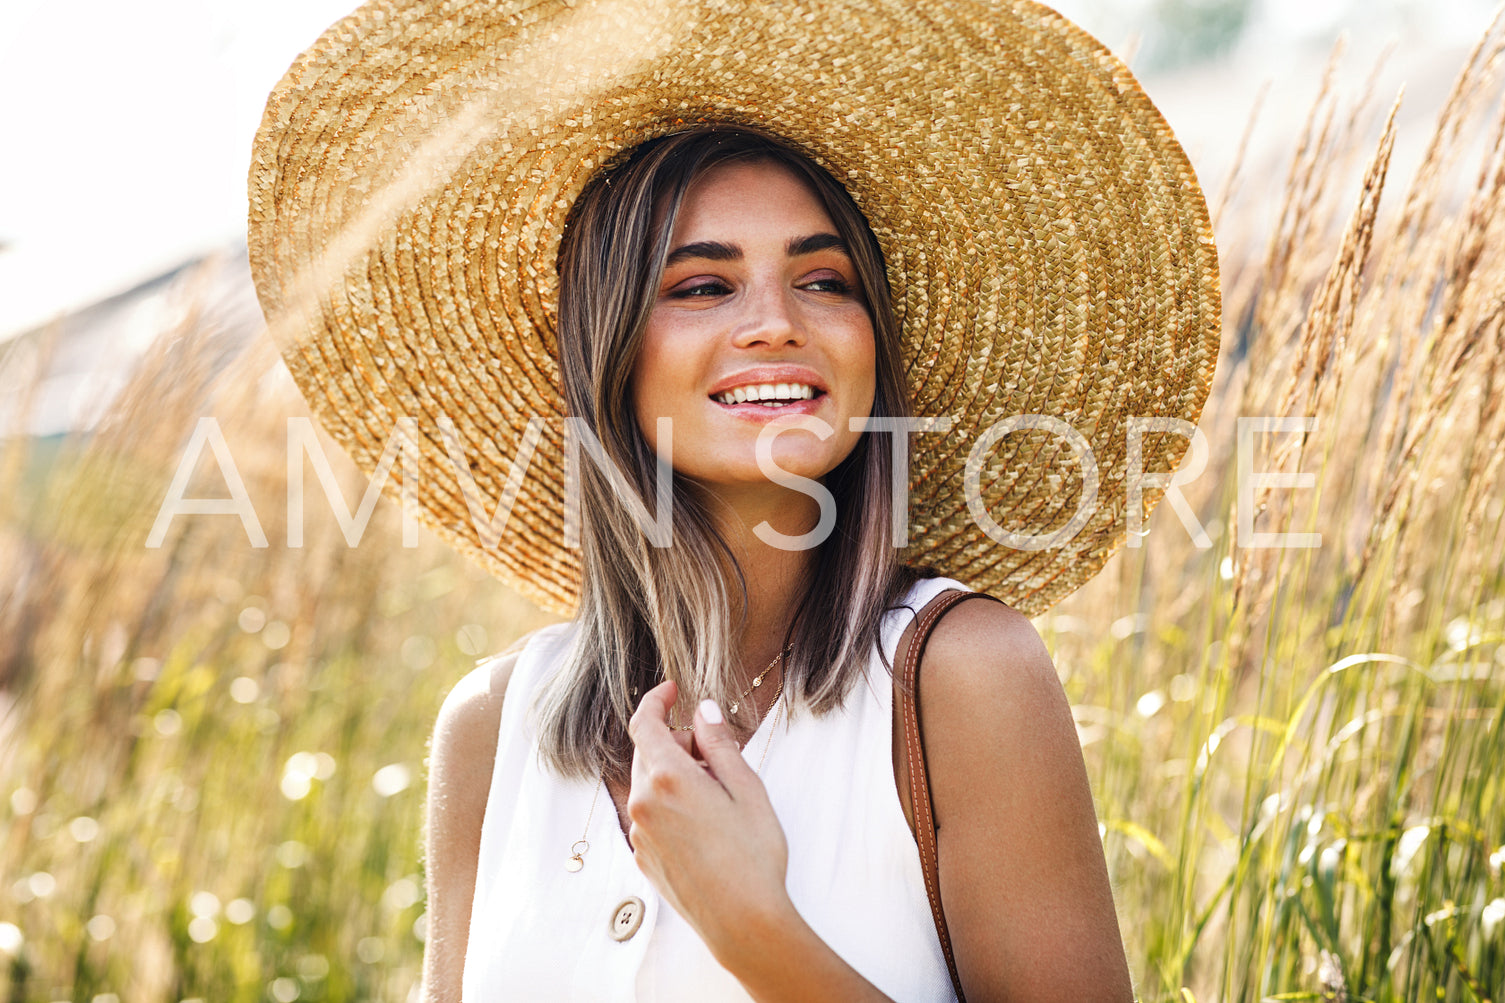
[726,448,851,487]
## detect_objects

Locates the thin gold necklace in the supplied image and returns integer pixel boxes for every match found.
[566,675,785,873]
[665,644,789,731]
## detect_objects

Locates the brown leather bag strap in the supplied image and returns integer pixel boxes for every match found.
[896,588,1002,1003]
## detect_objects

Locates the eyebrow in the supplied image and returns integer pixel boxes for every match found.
[787,232,848,258]
[662,232,849,268]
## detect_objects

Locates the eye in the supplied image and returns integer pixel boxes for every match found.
[801,274,855,295]
[667,278,732,299]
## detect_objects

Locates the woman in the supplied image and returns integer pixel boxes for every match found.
[248,2,1220,999]
[428,127,1137,999]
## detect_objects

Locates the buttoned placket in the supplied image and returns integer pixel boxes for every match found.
[568,705,786,998]
[565,778,661,999]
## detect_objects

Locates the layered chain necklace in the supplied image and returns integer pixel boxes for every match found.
[565,648,790,873]
[667,643,789,730]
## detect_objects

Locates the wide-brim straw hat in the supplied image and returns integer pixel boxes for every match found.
[248,0,1220,618]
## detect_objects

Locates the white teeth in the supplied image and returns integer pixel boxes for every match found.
[714,382,819,405]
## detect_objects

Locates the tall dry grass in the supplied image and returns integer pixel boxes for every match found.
[0,293,553,1000]
[1,17,1504,1003]
[1048,14,1505,1002]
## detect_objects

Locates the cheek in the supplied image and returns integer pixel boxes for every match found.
[629,324,690,448]
[849,324,878,414]
[831,322,878,463]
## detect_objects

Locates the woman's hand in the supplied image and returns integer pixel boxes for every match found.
[625,679,793,963]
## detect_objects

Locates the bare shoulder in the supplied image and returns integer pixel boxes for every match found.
[430,620,567,801]
[913,594,1077,825]
[924,595,1055,682]
[919,595,1064,731]
[420,646,524,1002]
[427,646,522,853]
[917,594,1079,818]
[431,650,519,767]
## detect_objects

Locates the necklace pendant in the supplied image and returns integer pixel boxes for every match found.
[566,837,590,873]
[728,700,739,714]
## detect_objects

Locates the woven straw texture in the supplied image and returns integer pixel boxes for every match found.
[248,0,1221,617]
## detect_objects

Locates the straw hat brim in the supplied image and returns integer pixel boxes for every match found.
[248,0,1221,617]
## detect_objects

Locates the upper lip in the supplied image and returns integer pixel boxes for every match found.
[707,365,829,398]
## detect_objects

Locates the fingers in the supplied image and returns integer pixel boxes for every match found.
[627,679,681,755]
[629,677,674,730]
[629,684,763,796]
[692,699,759,797]
[628,679,706,781]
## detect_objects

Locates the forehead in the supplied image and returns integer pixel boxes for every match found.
[669,159,836,243]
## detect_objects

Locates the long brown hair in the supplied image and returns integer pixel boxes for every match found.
[535,125,919,781]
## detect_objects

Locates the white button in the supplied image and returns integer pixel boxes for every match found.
[609,896,646,941]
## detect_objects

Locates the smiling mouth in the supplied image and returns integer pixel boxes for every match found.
[711,382,823,407]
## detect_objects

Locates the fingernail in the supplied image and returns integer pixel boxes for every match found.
[698,699,723,725]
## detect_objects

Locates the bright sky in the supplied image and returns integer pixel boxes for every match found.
[0,0,1496,341]
[0,0,360,340]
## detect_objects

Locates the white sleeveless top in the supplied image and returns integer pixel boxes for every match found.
[463,576,965,1001]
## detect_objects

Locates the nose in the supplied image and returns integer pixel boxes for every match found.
[731,281,807,350]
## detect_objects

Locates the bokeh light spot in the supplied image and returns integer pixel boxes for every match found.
[372,763,411,797]
[230,676,260,703]
[238,606,267,633]
[276,841,308,869]
[225,898,256,925]
[455,623,487,655]
[190,891,221,918]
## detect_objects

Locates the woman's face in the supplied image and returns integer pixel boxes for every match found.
[631,159,876,494]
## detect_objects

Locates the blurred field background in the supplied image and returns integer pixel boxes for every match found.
[4,2,1505,1002]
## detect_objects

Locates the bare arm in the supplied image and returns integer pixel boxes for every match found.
[918,599,1135,1001]
[420,652,517,1003]
[712,903,895,1002]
